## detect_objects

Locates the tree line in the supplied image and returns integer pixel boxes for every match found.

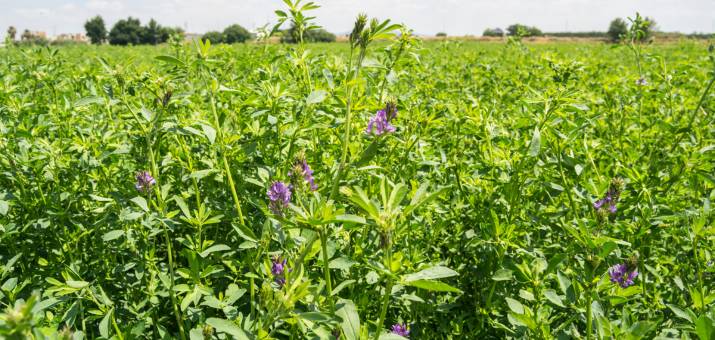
[84,15,336,45]
[83,16,183,45]
[480,15,658,42]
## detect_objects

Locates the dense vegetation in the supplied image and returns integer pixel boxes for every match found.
[1,3,715,339]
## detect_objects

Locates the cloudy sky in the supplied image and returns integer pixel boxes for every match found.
[1,0,713,38]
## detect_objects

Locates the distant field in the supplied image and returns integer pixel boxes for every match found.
[0,37,714,339]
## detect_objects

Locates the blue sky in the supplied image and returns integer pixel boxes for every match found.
[1,0,713,38]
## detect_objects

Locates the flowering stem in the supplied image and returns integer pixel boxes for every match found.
[373,242,393,340]
[320,230,335,312]
[330,47,366,200]
[146,124,186,340]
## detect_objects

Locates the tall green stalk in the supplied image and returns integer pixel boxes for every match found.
[373,240,393,340]
[147,118,187,340]
[320,230,334,312]
[331,47,367,200]
[208,91,246,226]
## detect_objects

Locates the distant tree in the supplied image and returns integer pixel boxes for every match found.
[607,18,627,42]
[84,16,107,44]
[482,28,504,37]
[159,26,184,43]
[7,26,17,41]
[507,24,542,37]
[281,25,335,43]
[141,18,161,45]
[436,32,447,37]
[223,24,252,43]
[202,31,224,44]
[109,17,143,45]
[641,16,658,41]
[305,28,335,42]
[21,29,32,41]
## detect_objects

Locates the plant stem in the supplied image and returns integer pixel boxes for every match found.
[692,234,705,310]
[330,47,366,200]
[585,286,592,340]
[373,242,393,340]
[320,230,335,312]
[145,117,186,340]
[209,92,246,226]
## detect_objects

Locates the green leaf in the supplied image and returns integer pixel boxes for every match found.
[695,315,714,340]
[89,194,113,202]
[336,299,360,340]
[403,185,449,216]
[232,222,258,243]
[528,127,541,157]
[199,244,231,258]
[0,200,8,215]
[557,271,571,295]
[333,214,367,225]
[492,269,513,281]
[66,280,89,289]
[155,55,184,66]
[354,140,380,167]
[102,230,125,242]
[406,279,462,293]
[403,265,458,283]
[140,107,153,122]
[666,304,692,323]
[306,90,328,104]
[299,312,331,322]
[206,318,253,340]
[543,289,565,307]
[201,124,217,144]
[74,96,103,107]
[130,196,149,212]
[189,169,217,181]
[505,297,524,314]
[99,308,113,338]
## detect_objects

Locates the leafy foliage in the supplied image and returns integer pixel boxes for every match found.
[84,15,107,45]
[506,23,543,37]
[0,6,714,340]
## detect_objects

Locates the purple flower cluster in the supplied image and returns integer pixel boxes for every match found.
[366,102,398,136]
[271,256,287,286]
[391,323,410,338]
[267,181,292,215]
[635,77,648,86]
[594,178,623,215]
[608,263,638,288]
[135,171,156,194]
[290,160,317,191]
[593,191,618,214]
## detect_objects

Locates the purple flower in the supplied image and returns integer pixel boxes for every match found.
[635,77,648,86]
[267,181,291,215]
[135,171,156,193]
[271,257,286,276]
[290,160,317,191]
[271,256,288,286]
[366,102,398,136]
[593,191,617,213]
[391,323,410,338]
[593,178,623,215]
[608,263,638,288]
